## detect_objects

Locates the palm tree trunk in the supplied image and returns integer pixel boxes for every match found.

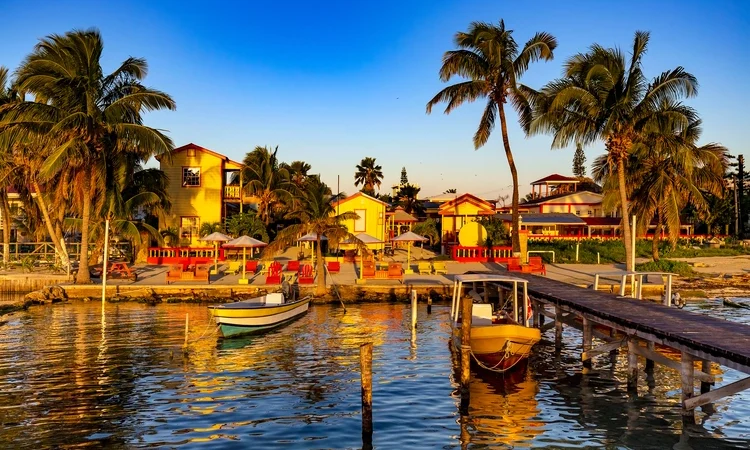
[75,169,93,284]
[497,103,521,253]
[616,156,633,270]
[315,236,326,296]
[0,188,11,264]
[32,181,69,268]
[652,212,662,262]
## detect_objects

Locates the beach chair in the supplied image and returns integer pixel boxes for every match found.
[362,262,376,279]
[528,256,547,276]
[327,261,340,273]
[225,261,242,275]
[265,264,282,284]
[286,260,300,272]
[432,261,448,275]
[298,264,314,284]
[506,257,522,272]
[245,260,259,274]
[418,262,432,275]
[387,263,403,283]
[194,264,211,284]
[166,264,183,284]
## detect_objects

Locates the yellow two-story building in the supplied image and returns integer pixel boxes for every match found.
[157,143,247,246]
[332,192,388,251]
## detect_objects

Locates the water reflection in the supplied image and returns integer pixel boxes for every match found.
[0,301,748,448]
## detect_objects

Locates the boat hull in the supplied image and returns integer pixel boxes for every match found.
[209,297,311,338]
[454,323,540,372]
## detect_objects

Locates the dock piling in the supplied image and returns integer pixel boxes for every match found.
[460,293,472,414]
[627,339,639,392]
[411,290,417,328]
[681,352,695,418]
[700,360,712,394]
[427,296,432,314]
[554,306,563,351]
[645,341,655,377]
[360,342,373,445]
[582,318,593,373]
[183,313,189,350]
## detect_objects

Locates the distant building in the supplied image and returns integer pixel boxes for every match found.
[332,192,388,250]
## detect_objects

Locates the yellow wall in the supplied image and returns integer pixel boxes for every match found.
[335,194,387,250]
[160,150,224,245]
[440,201,492,242]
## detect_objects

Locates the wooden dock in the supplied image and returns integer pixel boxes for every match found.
[476,271,750,417]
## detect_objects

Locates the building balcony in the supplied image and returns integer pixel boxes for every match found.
[224,185,241,200]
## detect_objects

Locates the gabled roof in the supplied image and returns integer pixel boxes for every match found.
[388,207,417,222]
[438,193,495,214]
[497,212,587,225]
[156,143,243,167]
[520,190,603,207]
[530,174,579,185]
[332,191,387,208]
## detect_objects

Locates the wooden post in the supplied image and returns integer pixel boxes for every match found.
[609,328,618,363]
[460,293,472,414]
[645,341,655,377]
[101,219,110,305]
[360,343,373,444]
[183,313,189,350]
[664,274,672,307]
[681,351,695,418]
[575,243,579,262]
[554,306,563,351]
[427,296,432,314]
[582,318,593,373]
[532,300,539,328]
[627,339,638,392]
[700,360,712,394]
[410,290,417,328]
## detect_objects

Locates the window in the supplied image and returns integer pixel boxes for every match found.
[354,209,366,232]
[182,167,201,187]
[180,217,200,242]
[186,148,196,157]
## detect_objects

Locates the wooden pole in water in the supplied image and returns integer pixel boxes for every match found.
[460,292,472,413]
[582,318,593,374]
[427,296,432,314]
[681,351,695,418]
[101,219,110,306]
[183,313,189,351]
[411,290,417,328]
[554,306,563,351]
[645,341,655,377]
[360,342,373,445]
[627,339,639,392]
[700,360,712,394]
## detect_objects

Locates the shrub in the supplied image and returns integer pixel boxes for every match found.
[635,259,695,277]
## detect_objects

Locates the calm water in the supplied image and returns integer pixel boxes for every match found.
[0,299,749,449]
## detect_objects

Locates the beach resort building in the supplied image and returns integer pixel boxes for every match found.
[331,192,388,250]
[156,143,248,246]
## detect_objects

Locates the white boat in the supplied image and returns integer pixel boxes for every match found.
[450,274,540,372]
[208,292,311,338]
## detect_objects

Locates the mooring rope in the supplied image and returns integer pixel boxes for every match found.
[469,339,533,373]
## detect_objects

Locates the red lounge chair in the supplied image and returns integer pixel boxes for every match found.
[298,264,314,284]
[327,261,340,273]
[506,257,522,272]
[194,264,211,284]
[286,260,300,272]
[528,256,547,276]
[265,265,282,284]
[245,260,259,274]
[362,263,376,279]
[166,264,183,284]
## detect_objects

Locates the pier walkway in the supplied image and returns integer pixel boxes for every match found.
[479,271,750,416]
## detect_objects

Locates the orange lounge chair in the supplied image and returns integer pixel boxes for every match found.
[387,262,403,283]
[298,264,314,284]
[362,263,376,279]
[194,263,211,284]
[327,261,340,273]
[166,264,183,284]
[506,257,522,272]
[528,256,547,276]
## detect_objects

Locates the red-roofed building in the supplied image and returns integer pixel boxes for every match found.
[530,173,580,199]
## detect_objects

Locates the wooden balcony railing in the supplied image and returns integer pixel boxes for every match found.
[224,185,241,199]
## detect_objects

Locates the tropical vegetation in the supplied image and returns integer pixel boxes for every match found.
[427,20,557,253]
[354,157,384,196]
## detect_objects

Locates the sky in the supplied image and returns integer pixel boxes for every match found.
[1,0,748,200]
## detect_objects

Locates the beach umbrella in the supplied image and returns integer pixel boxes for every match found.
[298,232,327,266]
[223,236,267,284]
[391,231,428,274]
[341,233,384,280]
[200,232,232,275]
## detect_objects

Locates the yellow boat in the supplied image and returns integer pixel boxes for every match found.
[450,274,541,372]
[208,293,311,338]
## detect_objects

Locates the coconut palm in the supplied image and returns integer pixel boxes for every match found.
[354,157,384,196]
[282,160,312,189]
[225,212,269,241]
[427,20,557,252]
[3,29,175,283]
[0,67,16,264]
[530,31,698,269]
[396,184,424,217]
[594,115,728,261]
[264,178,364,296]
[242,146,293,226]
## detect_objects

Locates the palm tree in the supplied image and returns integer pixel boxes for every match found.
[354,157,384,196]
[530,31,698,269]
[242,146,292,226]
[282,160,312,189]
[4,29,175,283]
[396,184,424,216]
[225,212,269,241]
[427,20,557,253]
[0,67,16,264]
[594,115,728,261]
[264,179,364,296]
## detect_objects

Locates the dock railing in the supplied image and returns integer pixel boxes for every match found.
[593,271,676,305]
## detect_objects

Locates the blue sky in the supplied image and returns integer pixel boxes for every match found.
[1,0,748,199]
